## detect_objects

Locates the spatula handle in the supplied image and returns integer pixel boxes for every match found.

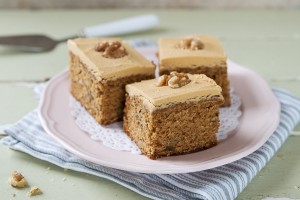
[80,14,159,38]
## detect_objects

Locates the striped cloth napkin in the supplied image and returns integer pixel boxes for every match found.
[1,88,300,200]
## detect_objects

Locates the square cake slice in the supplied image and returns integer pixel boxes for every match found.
[68,38,155,125]
[158,34,231,106]
[124,72,224,159]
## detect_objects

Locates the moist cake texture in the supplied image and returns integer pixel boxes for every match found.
[68,38,155,125]
[159,34,231,106]
[124,72,224,159]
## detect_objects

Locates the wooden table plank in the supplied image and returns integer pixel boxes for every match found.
[0,83,37,124]
[0,10,300,81]
[0,145,148,200]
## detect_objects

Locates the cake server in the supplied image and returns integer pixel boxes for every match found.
[0,14,159,52]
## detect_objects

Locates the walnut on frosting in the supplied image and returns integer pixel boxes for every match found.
[156,72,191,89]
[156,74,169,87]
[179,37,204,50]
[95,40,127,58]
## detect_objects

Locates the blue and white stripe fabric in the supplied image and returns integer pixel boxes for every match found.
[1,88,300,200]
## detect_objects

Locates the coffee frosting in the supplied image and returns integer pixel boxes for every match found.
[68,38,155,80]
[126,74,223,111]
[159,35,227,69]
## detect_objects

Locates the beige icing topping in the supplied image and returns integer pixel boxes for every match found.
[126,73,223,111]
[68,38,154,80]
[159,34,227,69]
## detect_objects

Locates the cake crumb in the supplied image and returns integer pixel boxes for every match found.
[12,193,16,198]
[27,186,41,197]
[9,171,27,188]
[46,167,51,174]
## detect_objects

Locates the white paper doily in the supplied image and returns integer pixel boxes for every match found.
[70,90,241,155]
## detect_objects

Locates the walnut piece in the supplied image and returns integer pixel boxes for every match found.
[9,171,27,188]
[27,186,41,197]
[156,74,169,86]
[156,71,191,89]
[179,37,204,50]
[95,40,127,58]
[168,76,180,88]
[190,39,204,50]
[94,41,109,52]
[168,72,191,88]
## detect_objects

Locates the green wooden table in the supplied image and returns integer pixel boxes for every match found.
[1,9,300,200]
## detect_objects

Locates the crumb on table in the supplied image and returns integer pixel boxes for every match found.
[28,186,41,197]
[9,171,27,188]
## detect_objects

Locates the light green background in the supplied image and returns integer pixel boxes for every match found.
[1,10,300,199]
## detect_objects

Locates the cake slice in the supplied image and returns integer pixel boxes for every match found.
[124,72,224,159]
[68,38,155,125]
[158,34,231,106]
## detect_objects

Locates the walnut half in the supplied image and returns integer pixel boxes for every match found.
[95,40,127,59]
[156,74,169,87]
[179,37,204,50]
[156,72,191,89]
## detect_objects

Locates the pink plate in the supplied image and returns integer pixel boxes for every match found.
[38,48,280,174]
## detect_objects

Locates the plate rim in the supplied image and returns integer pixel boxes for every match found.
[38,59,280,174]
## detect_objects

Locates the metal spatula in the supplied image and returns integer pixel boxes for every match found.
[0,14,159,52]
